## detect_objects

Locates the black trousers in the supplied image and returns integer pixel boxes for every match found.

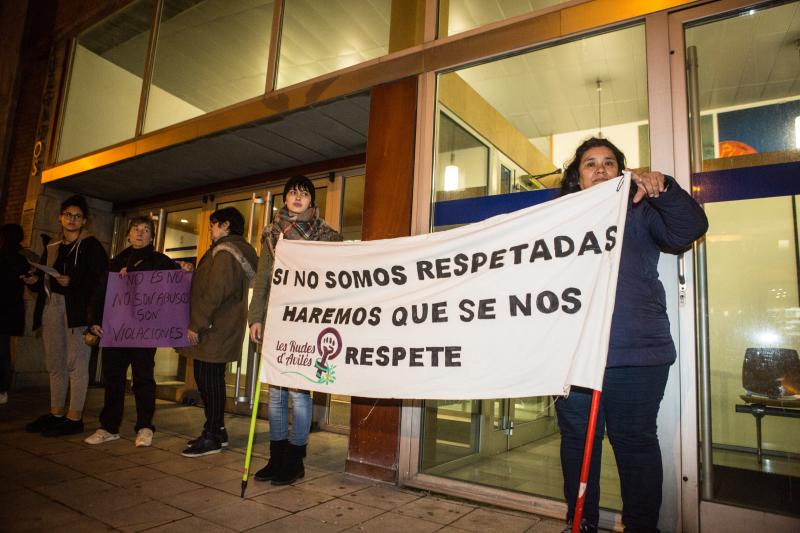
[193,360,227,436]
[0,334,12,393]
[99,347,157,433]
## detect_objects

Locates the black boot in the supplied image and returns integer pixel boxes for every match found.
[271,443,306,486]
[254,439,287,481]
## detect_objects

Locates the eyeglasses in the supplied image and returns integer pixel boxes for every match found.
[62,211,84,220]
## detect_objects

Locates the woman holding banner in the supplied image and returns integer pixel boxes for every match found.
[84,216,189,447]
[556,138,707,533]
[248,176,342,485]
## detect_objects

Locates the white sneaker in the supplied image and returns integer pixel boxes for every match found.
[0,392,7,405]
[84,429,120,445]
[135,428,153,447]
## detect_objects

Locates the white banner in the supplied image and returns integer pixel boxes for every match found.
[260,175,630,399]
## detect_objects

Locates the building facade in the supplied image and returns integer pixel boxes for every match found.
[1,0,799,531]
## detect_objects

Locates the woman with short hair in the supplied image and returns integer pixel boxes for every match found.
[181,207,258,457]
[84,216,190,447]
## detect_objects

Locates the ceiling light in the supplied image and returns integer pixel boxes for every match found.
[444,164,459,191]
[180,219,188,224]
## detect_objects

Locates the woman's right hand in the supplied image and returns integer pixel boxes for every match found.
[249,323,262,344]
[90,325,103,337]
[21,272,38,285]
[118,267,128,278]
[631,170,666,204]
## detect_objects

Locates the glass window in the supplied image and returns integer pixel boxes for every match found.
[144,0,274,133]
[687,2,800,516]
[432,24,649,229]
[163,207,202,262]
[57,0,154,162]
[686,3,800,170]
[423,23,649,511]
[276,0,391,89]
[440,0,573,37]
[435,113,490,202]
[342,174,365,240]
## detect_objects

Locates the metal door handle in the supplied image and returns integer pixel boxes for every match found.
[678,253,687,306]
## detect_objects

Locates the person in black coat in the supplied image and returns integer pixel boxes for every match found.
[0,224,31,405]
[84,216,190,447]
[24,195,109,437]
[555,138,708,533]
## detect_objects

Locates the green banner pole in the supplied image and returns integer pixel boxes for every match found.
[241,356,263,498]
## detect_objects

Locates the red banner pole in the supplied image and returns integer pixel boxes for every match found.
[572,389,602,533]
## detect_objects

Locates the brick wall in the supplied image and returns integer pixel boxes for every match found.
[0,0,56,228]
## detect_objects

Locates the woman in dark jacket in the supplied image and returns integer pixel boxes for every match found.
[0,224,30,405]
[556,138,708,533]
[85,216,188,447]
[24,195,108,437]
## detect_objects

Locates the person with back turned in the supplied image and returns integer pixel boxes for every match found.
[0,224,31,405]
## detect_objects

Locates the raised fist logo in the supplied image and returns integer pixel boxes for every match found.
[316,327,342,379]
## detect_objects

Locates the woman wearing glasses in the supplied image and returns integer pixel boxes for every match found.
[249,176,342,485]
[24,195,108,437]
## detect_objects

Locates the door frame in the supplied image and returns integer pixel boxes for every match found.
[397,10,686,532]
[668,1,800,531]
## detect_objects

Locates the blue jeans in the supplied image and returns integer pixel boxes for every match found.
[555,364,670,533]
[268,386,312,445]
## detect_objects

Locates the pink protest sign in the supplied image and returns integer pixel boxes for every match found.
[100,270,192,348]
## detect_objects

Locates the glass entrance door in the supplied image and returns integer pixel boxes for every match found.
[421,396,622,510]
[672,1,800,528]
[485,397,556,453]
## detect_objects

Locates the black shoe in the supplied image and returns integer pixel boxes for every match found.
[42,418,84,437]
[181,431,222,457]
[562,520,598,533]
[254,439,287,482]
[271,443,306,486]
[188,427,229,448]
[26,413,64,433]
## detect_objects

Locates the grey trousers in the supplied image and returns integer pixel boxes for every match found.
[42,293,90,414]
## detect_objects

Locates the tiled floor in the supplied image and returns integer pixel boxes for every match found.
[0,388,569,532]
[434,435,623,511]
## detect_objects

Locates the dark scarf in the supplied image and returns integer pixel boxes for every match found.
[263,206,328,251]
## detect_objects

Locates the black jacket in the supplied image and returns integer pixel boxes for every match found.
[31,233,108,330]
[0,247,30,336]
[607,175,708,367]
[90,244,178,325]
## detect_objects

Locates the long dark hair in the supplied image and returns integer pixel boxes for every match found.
[559,137,626,196]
